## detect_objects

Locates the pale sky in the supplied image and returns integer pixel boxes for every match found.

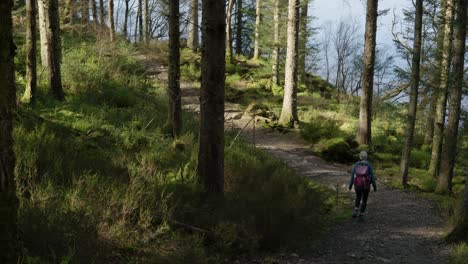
[312,0,411,55]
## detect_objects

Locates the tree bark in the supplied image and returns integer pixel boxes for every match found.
[278,0,300,127]
[22,0,37,103]
[168,0,181,137]
[436,0,466,194]
[138,0,143,42]
[357,0,378,145]
[253,0,261,59]
[424,0,447,146]
[91,0,98,24]
[428,0,454,179]
[226,0,235,63]
[38,0,49,67]
[187,0,199,51]
[400,0,423,188]
[46,0,64,100]
[109,0,116,42]
[123,0,129,38]
[99,0,105,26]
[82,0,90,24]
[271,0,280,85]
[144,0,149,43]
[298,0,308,82]
[198,0,225,195]
[0,0,19,261]
[235,0,242,55]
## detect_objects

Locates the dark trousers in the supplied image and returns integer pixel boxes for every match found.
[355,188,370,213]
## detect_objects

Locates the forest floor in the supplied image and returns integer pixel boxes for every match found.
[141,55,451,264]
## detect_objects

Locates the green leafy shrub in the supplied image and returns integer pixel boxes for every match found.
[450,243,468,264]
[300,115,344,143]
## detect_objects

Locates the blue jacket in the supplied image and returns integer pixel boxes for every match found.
[348,160,377,190]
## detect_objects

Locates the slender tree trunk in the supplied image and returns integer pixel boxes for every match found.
[235,0,242,55]
[91,0,98,24]
[400,0,423,188]
[123,0,129,38]
[298,0,308,82]
[424,91,438,145]
[144,0,149,43]
[428,0,454,179]
[226,0,235,63]
[278,0,300,127]
[99,0,105,26]
[23,0,37,103]
[168,0,181,137]
[138,0,143,42]
[38,0,49,67]
[271,0,280,85]
[47,0,64,100]
[0,0,19,262]
[82,0,90,24]
[109,0,115,42]
[253,0,261,59]
[63,0,72,24]
[424,0,447,146]
[187,0,199,51]
[436,0,466,194]
[357,0,378,145]
[198,0,225,195]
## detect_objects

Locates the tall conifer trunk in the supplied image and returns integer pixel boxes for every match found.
[400,0,423,187]
[428,0,454,179]
[198,0,226,195]
[357,0,378,145]
[168,0,181,137]
[253,0,261,59]
[0,0,19,261]
[278,0,300,126]
[187,0,199,51]
[23,0,37,103]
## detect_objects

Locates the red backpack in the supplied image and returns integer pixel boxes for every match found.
[354,163,371,189]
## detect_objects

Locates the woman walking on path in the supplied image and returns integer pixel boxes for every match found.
[348,151,377,219]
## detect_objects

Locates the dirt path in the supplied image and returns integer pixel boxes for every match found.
[141,58,450,264]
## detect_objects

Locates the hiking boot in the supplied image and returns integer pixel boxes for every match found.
[352,208,359,218]
[358,212,365,220]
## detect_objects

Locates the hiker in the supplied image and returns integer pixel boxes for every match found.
[348,151,377,218]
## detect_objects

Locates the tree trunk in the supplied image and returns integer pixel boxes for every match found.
[235,0,242,55]
[46,0,64,100]
[298,0,308,82]
[271,0,280,85]
[91,0,98,24]
[123,0,129,38]
[109,0,115,42]
[198,0,225,195]
[22,0,37,103]
[168,0,181,137]
[226,0,235,63]
[99,0,105,26]
[253,0,261,59]
[424,0,447,146]
[82,0,90,24]
[357,0,378,145]
[278,0,300,127]
[428,0,454,179]
[400,0,423,188]
[38,0,49,67]
[138,0,143,42]
[0,0,19,261]
[144,0,149,43]
[187,0,199,51]
[436,0,466,195]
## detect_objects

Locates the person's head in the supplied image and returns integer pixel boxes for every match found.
[359,151,368,161]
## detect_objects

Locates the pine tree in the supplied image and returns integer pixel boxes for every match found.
[400,0,423,187]
[357,0,378,145]
[0,0,19,261]
[198,0,226,195]
[168,0,181,137]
